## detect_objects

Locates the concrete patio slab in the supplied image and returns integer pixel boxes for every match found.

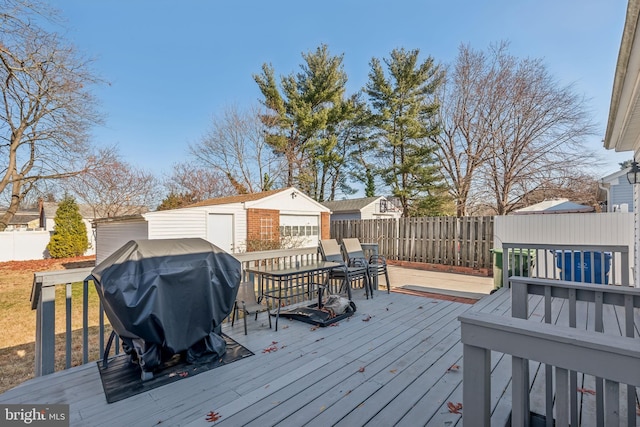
[387,265,495,300]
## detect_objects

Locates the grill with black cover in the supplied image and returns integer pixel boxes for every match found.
[91,238,241,380]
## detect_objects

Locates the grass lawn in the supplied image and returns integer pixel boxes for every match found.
[0,256,103,394]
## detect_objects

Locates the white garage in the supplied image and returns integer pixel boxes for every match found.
[94,187,331,263]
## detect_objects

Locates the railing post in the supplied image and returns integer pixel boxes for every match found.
[511,279,530,426]
[33,280,56,377]
[462,343,491,426]
[511,280,528,319]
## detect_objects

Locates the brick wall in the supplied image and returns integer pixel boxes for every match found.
[320,212,330,240]
[246,208,280,252]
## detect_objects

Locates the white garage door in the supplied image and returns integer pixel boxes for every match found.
[279,215,319,248]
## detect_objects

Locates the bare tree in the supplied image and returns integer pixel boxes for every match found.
[68,150,158,218]
[164,162,234,202]
[432,45,500,216]
[434,42,598,216]
[0,1,104,229]
[190,104,283,193]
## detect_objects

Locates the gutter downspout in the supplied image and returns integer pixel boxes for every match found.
[598,180,611,212]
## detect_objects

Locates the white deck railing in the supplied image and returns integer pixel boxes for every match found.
[500,242,631,287]
[460,276,640,426]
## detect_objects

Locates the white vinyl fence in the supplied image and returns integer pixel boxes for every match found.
[0,224,96,262]
[0,230,51,261]
[494,212,635,286]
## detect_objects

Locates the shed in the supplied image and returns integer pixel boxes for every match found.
[93,187,330,264]
[321,196,402,221]
[512,199,595,215]
[599,167,634,212]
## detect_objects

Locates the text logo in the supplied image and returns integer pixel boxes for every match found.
[1,405,69,426]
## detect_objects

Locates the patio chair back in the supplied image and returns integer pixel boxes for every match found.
[341,238,366,262]
[319,239,371,299]
[319,239,346,264]
[231,281,271,335]
[341,238,391,294]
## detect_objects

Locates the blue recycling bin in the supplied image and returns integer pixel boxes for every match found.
[554,251,612,284]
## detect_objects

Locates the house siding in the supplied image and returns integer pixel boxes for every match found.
[95,219,148,264]
[145,205,247,252]
[610,180,634,212]
[360,202,378,220]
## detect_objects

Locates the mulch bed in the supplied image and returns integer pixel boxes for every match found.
[0,255,95,272]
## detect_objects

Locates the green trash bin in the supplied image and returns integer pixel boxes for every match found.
[491,248,536,289]
[491,249,503,289]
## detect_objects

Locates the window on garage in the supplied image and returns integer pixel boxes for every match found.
[260,218,273,241]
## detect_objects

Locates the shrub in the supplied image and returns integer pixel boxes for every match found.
[47,196,89,258]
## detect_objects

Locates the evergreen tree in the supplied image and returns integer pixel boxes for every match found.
[365,48,447,217]
[253,44,356,200]
[156,192,198,211]
[47,196,89,258]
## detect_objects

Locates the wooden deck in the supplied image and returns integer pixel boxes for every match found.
[1,286,638,426]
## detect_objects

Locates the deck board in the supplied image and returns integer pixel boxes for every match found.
[2,284,638,426]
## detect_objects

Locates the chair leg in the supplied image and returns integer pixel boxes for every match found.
[231,302,237,326]
[366,273,373,299]
[345,279,352,300]
[242,303,248,335]
[384,269,391,293]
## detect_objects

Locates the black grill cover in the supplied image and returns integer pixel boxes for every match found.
[91,238,241,371]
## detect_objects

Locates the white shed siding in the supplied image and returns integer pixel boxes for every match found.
[145,209,207,240]
[95,219,148,264]
[232,209,247,252]
[360,201,378,220]
[144,204,248,253]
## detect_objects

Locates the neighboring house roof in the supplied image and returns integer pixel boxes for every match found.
[181,187,329,212]
[513,199,595,215]
[185,188,288,208]
[600,166,631,184]
[42,202,98,220]
[3,213,40,226]
[321,196,383,213]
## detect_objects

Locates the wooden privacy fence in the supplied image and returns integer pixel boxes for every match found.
[330,216,494,270]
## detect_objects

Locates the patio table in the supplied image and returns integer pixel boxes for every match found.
[245,261,340,331]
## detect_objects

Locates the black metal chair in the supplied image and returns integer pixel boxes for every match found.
[341,238,390,294]
[319,239,372,299]
[231,281,271,335]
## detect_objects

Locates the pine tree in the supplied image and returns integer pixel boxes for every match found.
[365,48,448,217]
[253,44,356,200]
[47,196,89,258]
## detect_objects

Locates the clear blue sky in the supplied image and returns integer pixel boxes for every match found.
[55,0,631,180]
